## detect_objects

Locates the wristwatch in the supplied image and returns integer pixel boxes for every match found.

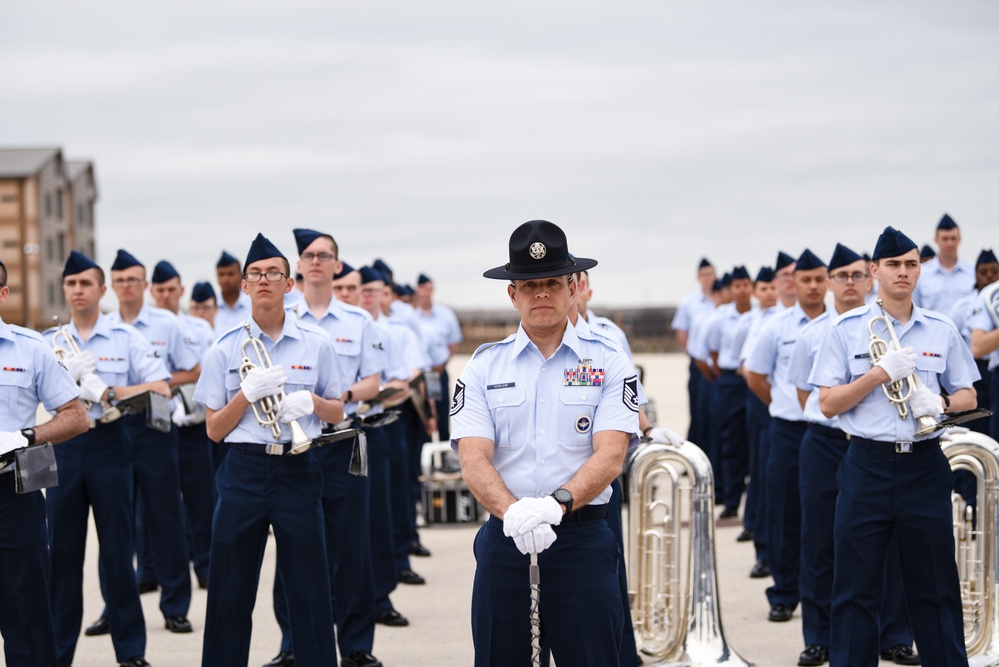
[20,428,35,446]
[552,488,573,515]
[107,387,117,402]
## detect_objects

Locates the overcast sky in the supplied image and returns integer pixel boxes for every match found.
[3,0,997,311]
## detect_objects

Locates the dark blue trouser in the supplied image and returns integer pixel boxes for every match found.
[400,401,427,549]
[47,423,146,664]
[0,477,58,667]
[105,417,191,619]
[765,417,805,609]
[607,479,640,667]
[704,377,724,503]
[472,515,622,667]
[384,418,415,575]
[746,394,771,562]
[274,431,377,657]
[716,371,748,511]
[799,425,913,650]
[367,427,400,613]
[435,368,451,442]
[177,423,215,582]
[202,447,335,667]
[686,358,703,446]
[830,442,967,667]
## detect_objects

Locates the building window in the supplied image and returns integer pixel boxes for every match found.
[45,193,52,217]
[48,281,56,306]
[77,204,85,224]
[57,232,65,260]
[46,237,53,260]
[56,189,63,219]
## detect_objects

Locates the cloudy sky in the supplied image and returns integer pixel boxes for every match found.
[3,0,997,311]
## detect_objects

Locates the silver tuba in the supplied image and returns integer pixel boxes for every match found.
[942,430,999,663]
[239,324,312,455]
[981,281,999,329]
[51,316,121,424]
[627,440,753,666]
[868,299,938,436]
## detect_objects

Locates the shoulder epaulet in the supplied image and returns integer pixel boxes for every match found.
[922,309,957,328]
[832,306,868,326]
[217,322,249,341]
[294,318,331,338]
[471,333,516,359]
[41,325,60,336]
[577,325,623,352]
[11,325,44,342]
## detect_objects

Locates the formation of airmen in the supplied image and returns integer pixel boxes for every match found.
[0,227,462,667]
[673,213,999,666]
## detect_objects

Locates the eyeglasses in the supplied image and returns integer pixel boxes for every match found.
[830,272,869,283]
[112,277,143,287]
[301,252,336,263]
[244,270,287,283]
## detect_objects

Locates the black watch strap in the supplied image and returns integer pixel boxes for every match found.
[20,428,36,446]
[552,488,573,515]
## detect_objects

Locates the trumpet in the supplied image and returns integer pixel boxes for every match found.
[868,299,938,436]
[51,316,121,424]
[239,324,312,455]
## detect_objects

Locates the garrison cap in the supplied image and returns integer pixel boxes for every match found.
[698,257,712,269]
[417,273,432,285]
[920,244,936,260]
[720,272,732,288]
[794,249,826,271]
[359,266,386,285]
[191,281,216,303]
[111,249,143,271]
[244,233,286,271]
[937,214,958,231]
[711,278,723,293]
[400,284,415,296]
[64,250,100,277]
[293,228,331,256]
[828,243,863,272]
[151,260,180,284]
[334,261,355,280]
[872,226,918,261]
[730,266,751,281]
[754,266,775,283]
[373,258,392,276]
[977,249,998,266]
[775,251,795,272]
[217,251,240,268]
[483,220,597,281]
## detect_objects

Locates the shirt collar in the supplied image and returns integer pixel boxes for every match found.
[510,318,582,361]
[0,319,13,343]
[247,313,303,344]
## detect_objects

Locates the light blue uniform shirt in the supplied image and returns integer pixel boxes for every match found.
[372,316,414,383]
[746,304,819,422]
[194,316,345,444]
[586,313,633,359]
[43,314,171,421]
[214,292,252,336]
[686,306,718,365]
[450,320,639,505]
[672,291,714,333]
[414,303,462,368]
[706,303,750,371]
[788,311,839,428]
[913,257,976,313]
[107,304,199,374]
[179,313,215,361]
[810,302,979,441]
[291,297,383,415]
[948,291,981,352]
[387,314,432,374]
[576,315,647,406]
[968,292,999,371]
[0,321,80,430]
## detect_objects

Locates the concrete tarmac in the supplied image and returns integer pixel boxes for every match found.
[62,354,904,666]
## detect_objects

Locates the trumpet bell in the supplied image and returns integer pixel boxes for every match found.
[286,420,313,455]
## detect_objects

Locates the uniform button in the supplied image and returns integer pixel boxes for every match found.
[540,399,545,404]
[581,394,587,400]
[542,368,547,373]
[541,460,546,465]
[498,397,504,403]
[540,429,545,435]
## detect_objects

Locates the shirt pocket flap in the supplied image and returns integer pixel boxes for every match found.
[559,387,601,407]
[914,354,946,375]
[486,387,525,409]
[848,356,874,380]
[286,368,319,390]
[0,369,32,388]
[224,369,243,391]
[95,358,129,376]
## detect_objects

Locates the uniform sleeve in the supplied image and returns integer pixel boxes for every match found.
[34,342,81,411]
[168,318,199,371]
[969,293,996,333]
[400,327,431,373]
[788,326,814,390]
[939,323,981,393]
[808,324,851,388]
[193,341,229,410]
[314,335,346,400]
[448,355,494,445]
[358,318,387,380]
[592,349,641,435]
[128,330,171,385]
[704,316,722,353]
[445,307,463,345]
[745,319,778,376]
[671,299,691,331]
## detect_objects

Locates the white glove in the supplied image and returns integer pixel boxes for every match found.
[875,346,917,384]
[279,390,314,423]
[909,385,944,419]
[512,524,558,555]
[503,495,564,538]
[0,431,30,457]
[79,373,109,405]
[63,351,95,382]
[240,365,287,404]
[172,404,199,428]
[647,426,684,446]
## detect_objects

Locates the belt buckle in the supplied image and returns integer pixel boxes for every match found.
[895,441,913,454]
[265,443,284,456]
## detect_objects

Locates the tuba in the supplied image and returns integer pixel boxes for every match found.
[868,299,938,436]
[942,430,999,662]
[981,281,999,329]
[51,317,121,424]
[627,440,752,666]
[239,324,312,455]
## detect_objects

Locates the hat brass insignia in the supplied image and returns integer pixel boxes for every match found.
[529,242,547,260]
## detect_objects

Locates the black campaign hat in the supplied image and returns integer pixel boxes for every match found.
[483,220,597,280]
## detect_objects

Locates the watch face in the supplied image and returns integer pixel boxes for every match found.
[554,489,572,503]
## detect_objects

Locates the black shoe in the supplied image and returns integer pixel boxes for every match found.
[375,609,409,627]
[165,615,193,633]
[197,577,208,590]
[768,604,793,622]
[119,658,150,667]
[341,650,383,667]
[719,507,739,519]
[84,615,109,636]
[880,645,920,665]
[736,529,754,542]
[262,652,295,667]
[798,644,829,666]
[409,542,432,557]
[398,569,426,585]
[136,579,158,594]
[749,560,771,578]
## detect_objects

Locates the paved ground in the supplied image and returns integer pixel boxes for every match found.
[61,354,904,665]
